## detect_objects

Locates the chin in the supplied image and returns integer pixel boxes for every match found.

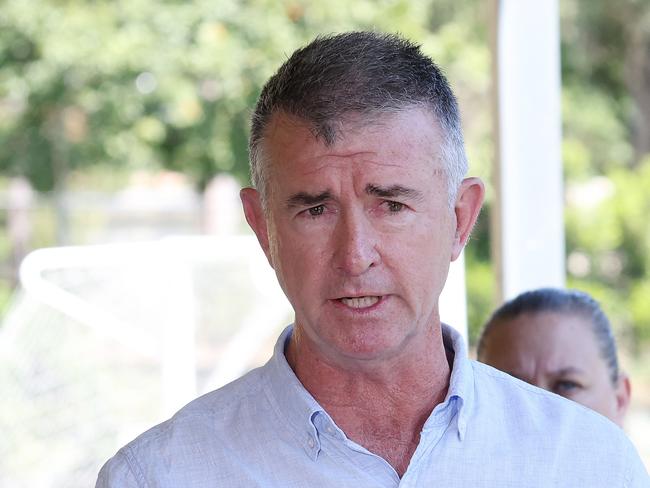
[330,331,413,362]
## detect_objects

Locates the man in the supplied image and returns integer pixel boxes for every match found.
[97,32,649,486]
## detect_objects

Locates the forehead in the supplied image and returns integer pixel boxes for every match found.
[261,108,445,183]
[488,312,602,364]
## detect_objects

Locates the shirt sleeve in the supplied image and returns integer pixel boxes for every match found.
[624,439,650,488]
[95,450,142,488]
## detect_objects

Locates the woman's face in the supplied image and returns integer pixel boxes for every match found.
[479,311,630,426]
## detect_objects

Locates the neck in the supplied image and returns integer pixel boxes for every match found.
[285,324,451,476]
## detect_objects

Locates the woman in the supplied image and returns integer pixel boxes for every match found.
[477,288,630,426]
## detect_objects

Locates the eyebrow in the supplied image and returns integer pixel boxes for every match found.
[286,191,332,208]
[285,184,422,208]
[505,367,585,382]
[365,184,423,201]
[554,367,585,377]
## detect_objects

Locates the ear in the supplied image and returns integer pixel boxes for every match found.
[451,177,485,261]
[613,372,631,427]
[240,187,274,268]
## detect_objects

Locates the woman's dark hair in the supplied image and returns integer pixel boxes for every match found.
[477,288,620,384]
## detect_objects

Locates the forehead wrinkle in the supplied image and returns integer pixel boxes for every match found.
[551,366,586,377]
[296,152,409,176]
[297,158,433,182]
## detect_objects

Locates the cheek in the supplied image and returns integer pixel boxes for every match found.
[272,229,323,288]
[389,236,451,304]
[408,224,453,271]
[572,382,617,416]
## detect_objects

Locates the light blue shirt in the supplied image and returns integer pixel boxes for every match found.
[97,324,649,487]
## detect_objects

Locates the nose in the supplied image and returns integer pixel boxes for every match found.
[530,373,550,392]
[333,209,380,276]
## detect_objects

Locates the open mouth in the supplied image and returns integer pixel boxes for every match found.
[339,296,380,309]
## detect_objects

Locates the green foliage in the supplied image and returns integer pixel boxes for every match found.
[561,0,650,349]
[465,250,495,345]
[610,158,650,279]
[630,280,650,343]
[565,157,650,349]
[464,200,496,345]
[2,0,473,191]
[0,278,13,317]
[562,86,633,178]
[561,0,628,101]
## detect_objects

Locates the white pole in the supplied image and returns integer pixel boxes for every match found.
[491,0,565,301]
[440,254,468,343]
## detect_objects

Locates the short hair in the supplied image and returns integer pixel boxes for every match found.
[477,288,621,384]
[248,31,468,207]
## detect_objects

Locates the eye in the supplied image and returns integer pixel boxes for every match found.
[553,380,581,395]
[307,205,325,217]
[385,201,404,213]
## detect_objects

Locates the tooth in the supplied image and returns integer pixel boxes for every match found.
[341,296,379,308]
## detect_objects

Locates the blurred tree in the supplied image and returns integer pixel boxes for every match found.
[562,0,650,166]
[561,0,650,348]
[0,0,497,333]
[0,0,495,338]
[0,0,466,193]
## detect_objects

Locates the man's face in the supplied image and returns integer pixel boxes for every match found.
[242,108,482,366]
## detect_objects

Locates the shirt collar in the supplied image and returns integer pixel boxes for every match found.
[262,323,475,459]
[262,325,324,460]
[438,323,474,441]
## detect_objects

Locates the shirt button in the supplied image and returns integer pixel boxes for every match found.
[308,436,315,448]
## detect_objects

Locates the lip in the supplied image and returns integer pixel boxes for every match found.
[330,295,387,312]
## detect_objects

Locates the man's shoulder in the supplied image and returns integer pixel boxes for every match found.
[98,365,272,482]
[470,360,633,449]
[134,364,268,447]
[465,360,650,483]
[472,359,606,419]
[471,359,574,404]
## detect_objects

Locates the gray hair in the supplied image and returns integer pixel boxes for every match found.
[477,288,621,385]
[248,31,468,207]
